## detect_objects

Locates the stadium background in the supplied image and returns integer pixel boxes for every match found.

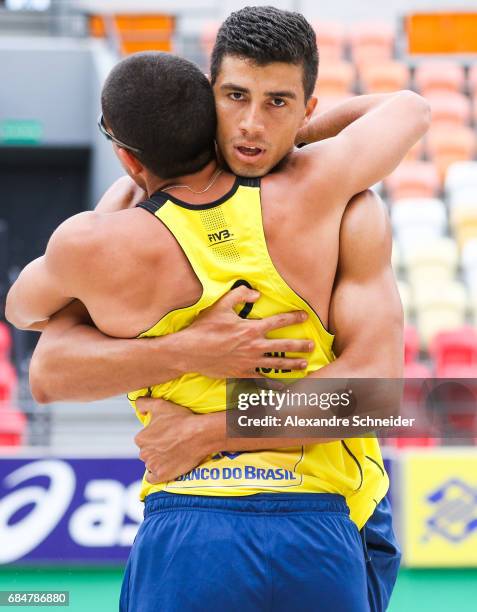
[1,0,477,610]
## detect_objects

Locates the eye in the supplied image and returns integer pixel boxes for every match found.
[271,98,286,107]
[229,92,245,101]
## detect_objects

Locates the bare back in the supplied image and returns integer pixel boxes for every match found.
[74,159,347,338]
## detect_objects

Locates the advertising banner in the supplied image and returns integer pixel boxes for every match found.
[0,458,144,565]
[0,453,398,566]
[400,450,477,567]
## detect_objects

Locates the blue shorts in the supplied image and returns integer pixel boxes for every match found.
[362,495,401,612]
[120,492,369,612]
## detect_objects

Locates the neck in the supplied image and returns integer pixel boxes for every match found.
[145,160,220,198]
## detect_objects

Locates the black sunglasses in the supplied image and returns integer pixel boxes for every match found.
[97,114,142,154]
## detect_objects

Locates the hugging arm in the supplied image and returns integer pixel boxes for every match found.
[297,91,431,198]
[28,287,310,403]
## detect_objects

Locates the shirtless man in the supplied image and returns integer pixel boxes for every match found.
[6,7,429,611]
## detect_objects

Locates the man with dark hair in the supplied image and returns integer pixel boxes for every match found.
[211,5,318,101]
[101,53,217,179]
[7,6,429,611]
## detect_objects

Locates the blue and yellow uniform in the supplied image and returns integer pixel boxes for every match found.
[120,176,399,612]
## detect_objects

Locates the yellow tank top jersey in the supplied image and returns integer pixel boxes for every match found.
[129,176,388,529]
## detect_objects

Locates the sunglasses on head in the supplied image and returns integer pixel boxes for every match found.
[97,114,142,154]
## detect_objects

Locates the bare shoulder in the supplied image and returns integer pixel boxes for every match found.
[48,211,103,257]
[51,207,151,248]
[46,208,143,269]
[287,140,330,174]
[276,141,352,206]
[263,140,342,206]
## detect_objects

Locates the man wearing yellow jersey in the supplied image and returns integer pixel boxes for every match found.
[6,8,429,611]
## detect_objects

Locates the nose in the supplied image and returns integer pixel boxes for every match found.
[239,103,265,139]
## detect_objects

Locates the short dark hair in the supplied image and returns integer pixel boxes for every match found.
[210,6,318,101]
[101,52,216,179]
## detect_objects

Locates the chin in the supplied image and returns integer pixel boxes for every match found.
[235,165,268,178]
[226,158,271,178]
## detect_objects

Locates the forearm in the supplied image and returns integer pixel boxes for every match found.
[30,324,189,403]
[197,410,330,454]
[20,321,49,333]
[300,93,395,144]
[95,176,146,213]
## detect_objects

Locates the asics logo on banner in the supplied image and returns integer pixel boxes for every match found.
[424,478,477,543]
[0,460,75,563]
[0,460,142,563]
[208,229,233,244]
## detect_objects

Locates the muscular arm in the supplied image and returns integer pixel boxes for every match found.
[29,290,309,403]
[5,214,96,330]
[136,190,404,480]
[296,91,431,198]
[29,301,186,403]
[6,175,145,329]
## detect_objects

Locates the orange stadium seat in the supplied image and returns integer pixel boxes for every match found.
[316,61,355,96]
[312,21,347,61]
[385,160,440,200]
[426,125,477,182]
[407,12,477,55]
[349,22,395,67]
[89,15,106,38]
[359,60,409,93]
[414,61,465,96]
[427,91,471,127]
[111,14,175,55]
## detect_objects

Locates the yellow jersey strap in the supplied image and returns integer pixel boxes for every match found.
[137,176,260,216]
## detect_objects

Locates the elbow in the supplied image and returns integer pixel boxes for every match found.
[29,349,54,404]
[5,287,33,331]
[5,290,21,330]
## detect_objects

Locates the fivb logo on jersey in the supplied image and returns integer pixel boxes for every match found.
[207,229,234,245]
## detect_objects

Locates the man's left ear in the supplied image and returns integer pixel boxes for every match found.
[302,95,318,126]
[117,147,143,176]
